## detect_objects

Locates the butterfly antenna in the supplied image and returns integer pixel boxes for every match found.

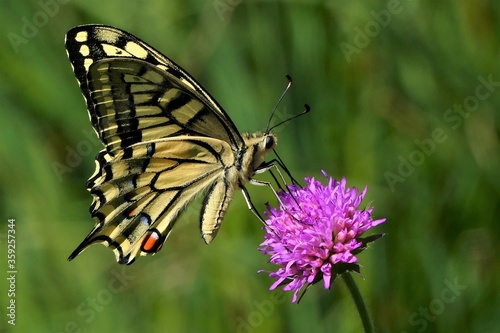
[268,104,310,133]
[265,74,293,133]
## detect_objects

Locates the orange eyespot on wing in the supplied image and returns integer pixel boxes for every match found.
[141,229,164,254]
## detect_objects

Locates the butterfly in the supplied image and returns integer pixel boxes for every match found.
[65,24,283,265]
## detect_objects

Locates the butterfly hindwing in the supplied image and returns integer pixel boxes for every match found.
[70,136,236,264]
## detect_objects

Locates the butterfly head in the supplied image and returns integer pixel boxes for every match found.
[241,132,277,173]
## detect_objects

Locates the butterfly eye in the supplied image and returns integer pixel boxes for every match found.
[265,136,275,150]
[141,229,163,253]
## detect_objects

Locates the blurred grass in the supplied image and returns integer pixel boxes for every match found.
[0,0,499,332]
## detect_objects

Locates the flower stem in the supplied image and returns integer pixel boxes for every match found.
[342,273,374,333]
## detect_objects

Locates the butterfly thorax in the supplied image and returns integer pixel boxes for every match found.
[237,132,277,183]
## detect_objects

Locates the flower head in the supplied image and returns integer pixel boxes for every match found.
[259,171,385,302]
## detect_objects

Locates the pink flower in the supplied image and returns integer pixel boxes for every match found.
[259,171,385,302]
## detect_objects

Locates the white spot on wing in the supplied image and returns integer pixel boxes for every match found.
[83,58,93,71]
[79,45,90,56]
[103,44,129,57]
[75,31,88,42]
[125,41,148,59]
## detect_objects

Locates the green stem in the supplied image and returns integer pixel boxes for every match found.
[341,273,374,333]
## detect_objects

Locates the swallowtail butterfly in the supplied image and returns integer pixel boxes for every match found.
[66,25,281,265]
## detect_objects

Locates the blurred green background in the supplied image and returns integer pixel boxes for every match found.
[1,0,499,332]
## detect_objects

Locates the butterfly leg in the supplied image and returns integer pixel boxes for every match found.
[267,148,301,185]
[255,161,289,191]
[251,164,304,223]
[240,184,285,242]
[240,184,267,224]
[251,163,292,209]
[256,161,306,214]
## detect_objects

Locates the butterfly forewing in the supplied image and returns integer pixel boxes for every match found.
[86,58,244,154]
[66,25,244,147]
[66,25,277,264]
